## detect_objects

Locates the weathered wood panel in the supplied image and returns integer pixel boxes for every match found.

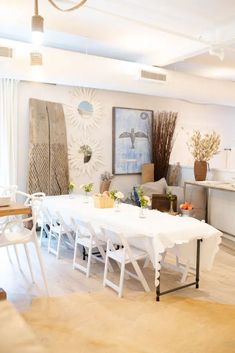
[28,99,69,195]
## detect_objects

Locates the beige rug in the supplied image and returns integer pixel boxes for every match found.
[22,290,235,353]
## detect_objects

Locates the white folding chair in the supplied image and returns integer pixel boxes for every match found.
[48,210,75,258]
[0,204,48,294]
[101,226,150,298]
[39,207,52,246]
[72,218,110,278]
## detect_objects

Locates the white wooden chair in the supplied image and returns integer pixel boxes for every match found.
[101,226,150,298]
[0,185,19,265]
[72,218,110,278]
[0,207,48,294]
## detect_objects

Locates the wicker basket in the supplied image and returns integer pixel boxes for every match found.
[93,195,114,208]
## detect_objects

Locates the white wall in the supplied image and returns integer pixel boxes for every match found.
[18,81,235,198]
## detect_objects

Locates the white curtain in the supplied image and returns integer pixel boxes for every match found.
[0,79,19,185]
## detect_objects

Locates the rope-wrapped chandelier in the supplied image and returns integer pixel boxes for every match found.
[30,0,87,65]
[48,0,87,12]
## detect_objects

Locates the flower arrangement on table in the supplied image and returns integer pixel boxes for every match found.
[166,191,177,214]
[109,190,124,211]
[109,190,124,201]
[187,130,220,181]
[68,181,76,194]
[80,183,93,203]
[137,187,151,208]
[100,171,114,193]
[180,202,194,217]
[80,183,93,193]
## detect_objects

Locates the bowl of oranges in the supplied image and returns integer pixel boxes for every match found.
[180,202,194,217]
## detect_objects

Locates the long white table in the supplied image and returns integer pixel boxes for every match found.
[43,195,222,300]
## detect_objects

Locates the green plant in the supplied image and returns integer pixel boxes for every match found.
[166,191,176,202]
[137,187,151,208]
[68,181,76,193]
[80,183,93,193]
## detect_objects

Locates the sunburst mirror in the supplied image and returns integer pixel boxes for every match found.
[68,136,103,176]
[64,88,102,133]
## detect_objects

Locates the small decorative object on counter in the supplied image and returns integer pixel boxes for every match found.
[180,202,194,217]
[166,191,177,215]
[187,130,220,181]
[137,187,151,218]
[100,171,114,193]
[110,190,124,212]
[93,191,114,208]
[80,183,93,203]
[68,181,76,197]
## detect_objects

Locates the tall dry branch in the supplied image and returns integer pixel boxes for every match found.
[152,111,178,181]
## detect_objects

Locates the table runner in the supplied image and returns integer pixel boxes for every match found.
[43,195,222,285]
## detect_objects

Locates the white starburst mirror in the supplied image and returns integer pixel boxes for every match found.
[68,136,103,176]
[64,88,102,133]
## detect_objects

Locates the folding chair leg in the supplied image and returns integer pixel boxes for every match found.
[86,246,92,278]
[103,248,109,287]
[39,225,44,247]
[34,240,49,295]
[131,259,150,292]
[73,242,78,269]
[6,247,12,263]
[118,260,126,298]
[181,261,191,283]
[48,230,52,253]
[56,233,62,259]
[24,244,35,283]
[13,245,22,270]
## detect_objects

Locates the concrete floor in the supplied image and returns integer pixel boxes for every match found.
[0,235,234,311]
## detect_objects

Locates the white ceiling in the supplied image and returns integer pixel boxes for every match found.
[1,0,235,80]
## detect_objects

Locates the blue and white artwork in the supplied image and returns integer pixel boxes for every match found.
[113,107,153,174]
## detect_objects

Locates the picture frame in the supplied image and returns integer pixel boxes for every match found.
[112,107,153,175]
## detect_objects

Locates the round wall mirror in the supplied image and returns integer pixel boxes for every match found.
[79,144,92,163]
[77,101,93,119]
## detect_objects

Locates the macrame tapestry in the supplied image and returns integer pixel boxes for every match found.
[28,98,69,195]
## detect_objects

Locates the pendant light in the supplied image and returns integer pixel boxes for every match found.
[32,0,44,47]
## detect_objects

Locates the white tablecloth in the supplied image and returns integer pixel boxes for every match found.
[43,195,222,285]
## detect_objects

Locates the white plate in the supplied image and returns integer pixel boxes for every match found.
[0,196,11,207]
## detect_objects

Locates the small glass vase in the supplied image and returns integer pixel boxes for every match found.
[169,200,174,214]
[139,206,147,218]
[83,192,89,203]
[114,199,121,212]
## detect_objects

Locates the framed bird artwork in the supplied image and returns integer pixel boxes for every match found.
[112,107,153,175]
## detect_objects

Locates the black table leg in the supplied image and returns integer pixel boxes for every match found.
[156,271,160,301]
[196,239,202,289]
[155,239,202,301]
[82,246,86,260]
